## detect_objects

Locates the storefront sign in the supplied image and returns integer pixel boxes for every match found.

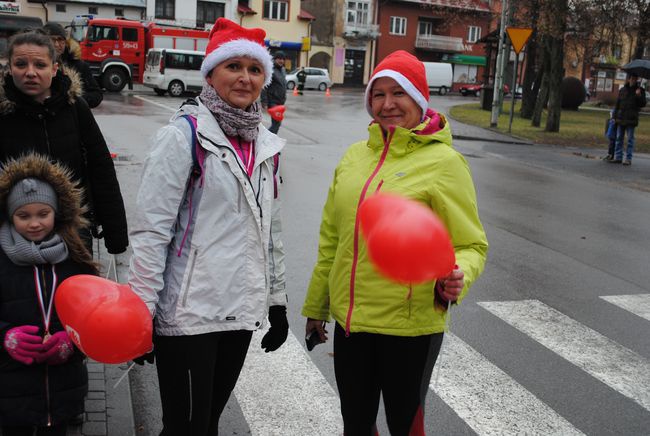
[0,2,20,14]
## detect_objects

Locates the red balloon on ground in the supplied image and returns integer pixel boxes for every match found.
[359,193,455,284]
[55,275,152,364]
[268,105,286,122]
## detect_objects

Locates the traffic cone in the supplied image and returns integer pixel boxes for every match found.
[292,86,299,96]
[325,87,331,97]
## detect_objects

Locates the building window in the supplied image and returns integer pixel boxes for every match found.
[55,4,66,12]
[197,1,225,27]
[347,1,369,26]
[115,8,124,17]
[453,64,478,83]
[263,1,288,21]
[468,26,481,43]
[155,0,175,20]
[418,21,435,37]
[612,44,622,59]
[89,7,99,15]
[389,16,406,35]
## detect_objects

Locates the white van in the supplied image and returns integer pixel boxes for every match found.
[143,48,205,97]
[422,62,453,96]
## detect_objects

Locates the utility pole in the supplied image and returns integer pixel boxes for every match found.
[490,0,509,127]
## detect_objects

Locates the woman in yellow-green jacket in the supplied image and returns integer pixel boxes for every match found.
[301,50,488,436]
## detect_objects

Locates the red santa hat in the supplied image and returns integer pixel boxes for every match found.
[364,50,430,117]
[200,18,273,86]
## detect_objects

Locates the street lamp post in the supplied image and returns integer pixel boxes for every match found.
[490,0,509,127]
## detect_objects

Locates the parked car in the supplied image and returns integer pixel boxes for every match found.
[286,67,332,91]
[459,83,482,96]
[459,83,511,97]
[422,62,453,95]
[143,48,205,97]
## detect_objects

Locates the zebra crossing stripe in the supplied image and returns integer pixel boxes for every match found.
[600,294,650,322]
[431,333,584,435]
[478,300,650,412]
[234,330,343,436]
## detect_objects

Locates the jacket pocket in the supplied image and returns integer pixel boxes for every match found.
[180,248,198,307]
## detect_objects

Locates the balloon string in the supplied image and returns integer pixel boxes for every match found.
[113,361,136,389]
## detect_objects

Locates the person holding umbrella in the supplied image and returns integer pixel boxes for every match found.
[608,72,646,165]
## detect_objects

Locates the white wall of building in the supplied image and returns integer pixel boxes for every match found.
[47,3,143,26]
[7,1,47,21]
[145,0,236,28]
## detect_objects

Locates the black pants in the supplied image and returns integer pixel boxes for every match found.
[154,330,253,436]
[1,424,67,436]
[269,118,282,134]
[333,323,443,436]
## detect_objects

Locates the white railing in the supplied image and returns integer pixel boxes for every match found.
[415,34,464,51]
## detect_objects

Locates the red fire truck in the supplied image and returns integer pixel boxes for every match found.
[79,18,209,92]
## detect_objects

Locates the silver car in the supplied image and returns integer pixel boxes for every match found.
[286,67,332,91]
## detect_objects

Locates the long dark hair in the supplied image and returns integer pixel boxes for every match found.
[7,30,56,63]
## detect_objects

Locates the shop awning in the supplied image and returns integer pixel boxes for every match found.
[237,4,256,15]
[0,15,43,32]
[265,40,302,51]
[446,54,486,66]
[298,9,316,21]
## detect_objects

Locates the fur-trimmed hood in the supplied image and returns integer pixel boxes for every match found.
[0,154,88,229]
[64,38,83,62]
[0,67,83,116]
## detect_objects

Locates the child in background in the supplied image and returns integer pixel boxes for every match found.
[0,154,97,436]
[603,109,617,161]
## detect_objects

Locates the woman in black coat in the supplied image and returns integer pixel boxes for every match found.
[0,31,127,255]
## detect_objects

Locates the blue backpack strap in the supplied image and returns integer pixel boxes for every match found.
[181,114,205,187]
[176,114,204,257]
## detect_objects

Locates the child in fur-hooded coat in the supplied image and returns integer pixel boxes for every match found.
[0,154,97,431]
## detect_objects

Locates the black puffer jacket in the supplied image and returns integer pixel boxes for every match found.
[0,71,128,254]
[61,39,103,109]
[614,83,647,127]
[261,64,287,107]
[0,252,93,426]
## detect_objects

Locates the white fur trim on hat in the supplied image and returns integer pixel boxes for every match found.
[200,39,274,86]
[365,70,429,119]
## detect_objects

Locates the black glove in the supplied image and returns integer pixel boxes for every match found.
[261,305,289,353]
[133,350,155,365]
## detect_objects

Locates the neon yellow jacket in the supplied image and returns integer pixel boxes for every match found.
[302,112,488,336]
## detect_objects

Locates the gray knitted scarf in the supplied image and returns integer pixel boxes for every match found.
[0,222,68,266]
[199,83,261,142]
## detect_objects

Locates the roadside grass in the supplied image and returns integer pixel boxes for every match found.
[448,102,650,153]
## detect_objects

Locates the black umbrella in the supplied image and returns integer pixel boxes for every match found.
[622,59,650,79]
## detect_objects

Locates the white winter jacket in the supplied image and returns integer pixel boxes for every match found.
[128,100,286,336]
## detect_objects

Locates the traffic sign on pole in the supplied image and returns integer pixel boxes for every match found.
[506,27,533,55]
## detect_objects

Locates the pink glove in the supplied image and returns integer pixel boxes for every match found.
[3,325,44,365]
[37,331,74,365]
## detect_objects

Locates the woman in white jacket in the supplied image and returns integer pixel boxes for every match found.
[128,18,287,435]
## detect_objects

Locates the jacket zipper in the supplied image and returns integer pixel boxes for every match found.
[181,249,198,307]
[38,265,53,426]
[40,116,52,155]
[46,364,52,426]
[345,128,394,336]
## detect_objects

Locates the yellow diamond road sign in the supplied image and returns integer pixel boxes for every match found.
[506,27,533,55]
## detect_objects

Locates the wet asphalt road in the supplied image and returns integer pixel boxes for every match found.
[93,88,650,436]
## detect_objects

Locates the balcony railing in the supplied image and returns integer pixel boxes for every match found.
[343,22,380,40]
[415,34,464,52]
